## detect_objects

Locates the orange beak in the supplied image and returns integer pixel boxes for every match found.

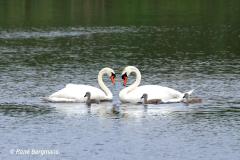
[110,75,115,85]
[123,77,128,86]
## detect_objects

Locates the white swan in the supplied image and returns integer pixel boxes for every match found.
[45,67,116,102]
[119,66,193,104]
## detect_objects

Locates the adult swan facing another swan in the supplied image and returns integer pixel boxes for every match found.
[45,67,116,102]
[119,66,194,104]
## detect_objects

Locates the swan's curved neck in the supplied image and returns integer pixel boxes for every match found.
[98,70,112,99]
[119,67,141,97]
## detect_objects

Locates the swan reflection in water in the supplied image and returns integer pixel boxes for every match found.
[47,101,198,119]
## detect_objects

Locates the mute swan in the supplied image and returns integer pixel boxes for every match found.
[141,93,202,105]
[45,67,116,102]
[141,93,162,105]
[84,92,100,106]
[119,66,193,104]
[181,93,202,104]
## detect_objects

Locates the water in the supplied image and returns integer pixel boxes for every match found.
[1,1,240,159]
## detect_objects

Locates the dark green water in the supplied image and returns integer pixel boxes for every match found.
[1,0,240,27]
[0,0,240,159]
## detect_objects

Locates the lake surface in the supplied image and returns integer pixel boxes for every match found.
[0,0,240,159]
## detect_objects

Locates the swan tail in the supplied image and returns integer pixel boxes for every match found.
[186,89,194,95]
[41,97,52,102]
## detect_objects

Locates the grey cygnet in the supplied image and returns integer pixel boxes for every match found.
[141,93,162,105]
[84,92,100,106]
[182,93,202,104]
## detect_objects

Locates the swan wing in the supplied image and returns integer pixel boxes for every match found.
[48,84,107,102]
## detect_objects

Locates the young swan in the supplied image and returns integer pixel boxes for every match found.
[140,93,202,105]
[141,93,162,105]
[182,93,202,104]
[84,92,100,106]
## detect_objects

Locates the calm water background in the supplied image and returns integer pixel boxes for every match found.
[0,0,240,159]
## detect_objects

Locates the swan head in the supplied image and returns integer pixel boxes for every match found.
[110,72,116,85]
[121,66,139,86]
[84,92,92,106]
[84,92,91,99]
[183,93,189,99]
[121,72,128,86]
[141,93,148,105]
[141,93,148,99]
[101,67,116,85]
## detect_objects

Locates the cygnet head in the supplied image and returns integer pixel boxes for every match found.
[141,93,148,100]
[183,93,189,99]
[84,92,91,99]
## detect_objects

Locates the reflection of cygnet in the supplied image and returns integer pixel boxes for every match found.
[141,93,162,105]
[182,93,202,104]
[84,92,100,106]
